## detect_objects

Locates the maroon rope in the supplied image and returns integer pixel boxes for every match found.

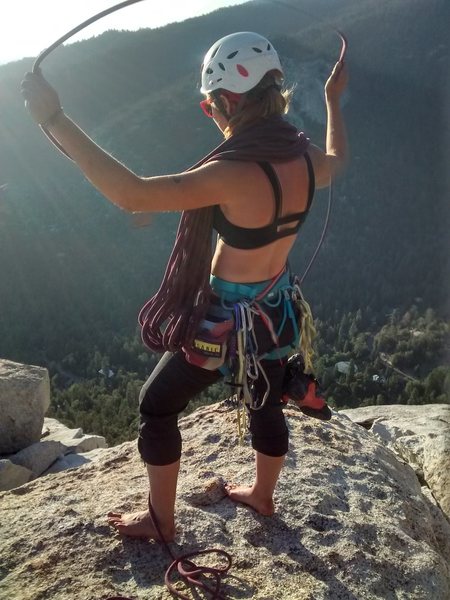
[138,207,214,353]
[32,0,147,160]
[106,497,232,600]
[149,498,232,599]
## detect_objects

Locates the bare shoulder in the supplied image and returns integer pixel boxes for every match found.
[183,159,261,204]
[131,160,257,213]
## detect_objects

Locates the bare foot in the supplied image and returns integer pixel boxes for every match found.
[225,484,275,516]
[107,509,175,541]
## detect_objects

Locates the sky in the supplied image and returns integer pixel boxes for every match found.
[0,0,249,65]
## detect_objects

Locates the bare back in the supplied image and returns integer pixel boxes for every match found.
[211,155,312,282]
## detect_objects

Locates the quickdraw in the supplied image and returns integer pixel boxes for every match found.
[222,268,315,417]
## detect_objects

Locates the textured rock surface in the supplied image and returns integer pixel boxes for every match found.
[340,404,450,519]
[42,417,107,454]
[0,415,108,491]
[0,459,32,491]
[44,448,110,474]
[42,417,84,441]
[1,403,449,600]
[0,359,50,454]
[9,440,64,478]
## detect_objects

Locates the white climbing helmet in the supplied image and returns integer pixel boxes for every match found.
[200,32,283,95]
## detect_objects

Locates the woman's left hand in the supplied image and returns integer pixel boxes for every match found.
[20,70,62,125]
[324,61,348,102]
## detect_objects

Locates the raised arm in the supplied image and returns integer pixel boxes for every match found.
[309,60,349,188]
[20,72,225,213]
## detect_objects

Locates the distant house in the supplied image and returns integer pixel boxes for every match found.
[335,361,358,375]
[372,374,386,383]
[98,368,114,378]
[410,329,424,337]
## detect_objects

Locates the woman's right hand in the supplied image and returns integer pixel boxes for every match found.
[324,61,348,102]
[20,70,62,126]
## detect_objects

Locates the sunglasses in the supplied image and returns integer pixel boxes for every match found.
[199,97,215,118]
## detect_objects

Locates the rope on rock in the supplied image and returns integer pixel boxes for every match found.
[106,497,232,600]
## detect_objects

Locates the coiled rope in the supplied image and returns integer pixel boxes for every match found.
[108,498,232,600]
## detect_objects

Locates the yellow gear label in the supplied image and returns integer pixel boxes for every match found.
[193,338,222,357]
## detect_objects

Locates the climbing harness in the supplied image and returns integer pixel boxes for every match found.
[212,267,319,443]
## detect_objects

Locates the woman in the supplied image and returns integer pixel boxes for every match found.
[21,32,348,542]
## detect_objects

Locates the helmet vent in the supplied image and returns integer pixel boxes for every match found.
[267,44,271,50]
[237,64,249,77]
[206,68,214,74]
[252,47,262,53]
[227,51,239,59]
[219,62,225,71]
[211,46,220,58]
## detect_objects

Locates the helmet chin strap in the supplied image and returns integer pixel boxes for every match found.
[211,91,231,121]
[234,93,248,114]
[212,90,247,121]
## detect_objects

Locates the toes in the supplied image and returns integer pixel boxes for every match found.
[107,519,122,527]
[107,511,122,518]
[115,524,149,540]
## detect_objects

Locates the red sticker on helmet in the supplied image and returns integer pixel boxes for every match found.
[236,64,249,77]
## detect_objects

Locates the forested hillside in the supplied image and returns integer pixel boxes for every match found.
[0,0,448,433]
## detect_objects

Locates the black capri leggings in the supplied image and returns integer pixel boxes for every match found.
[138,351,289,465]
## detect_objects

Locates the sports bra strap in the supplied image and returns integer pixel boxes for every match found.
[272,151,315,237]
[256,161,282,219]
[212,153,315,249]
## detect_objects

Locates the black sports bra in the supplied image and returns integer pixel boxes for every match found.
[213,152,315,250]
